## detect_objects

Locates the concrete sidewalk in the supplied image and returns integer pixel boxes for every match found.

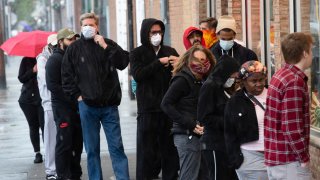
[0,57,138,180]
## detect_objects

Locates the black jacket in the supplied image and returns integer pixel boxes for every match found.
[18,57,42,105]
[161,68,202,135]
[211,41,258,65]
[197,55,240,151]
[62,36,129,107]
[130,18,179,113]
[224,88,260,169]
[46,48,77,110]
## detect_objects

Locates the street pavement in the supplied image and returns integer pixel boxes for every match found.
[0,57,138,180]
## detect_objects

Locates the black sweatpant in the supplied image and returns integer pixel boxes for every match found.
[19,102,44,152]
[136,112,179,180]
[53,104,83,179]
[202,149,238,180]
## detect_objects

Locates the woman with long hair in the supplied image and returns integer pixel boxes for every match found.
[161,45,216,179]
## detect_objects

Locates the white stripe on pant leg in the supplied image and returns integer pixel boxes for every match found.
[213,150,216,180]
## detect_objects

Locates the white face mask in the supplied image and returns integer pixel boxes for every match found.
[220,39,234,51]
[150,33,162,46]
[82,26,96,39]
[223,78,235,88]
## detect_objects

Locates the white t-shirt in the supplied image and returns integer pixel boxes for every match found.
[240,88,267,151]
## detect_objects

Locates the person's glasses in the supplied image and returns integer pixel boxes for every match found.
[150,30,163,36]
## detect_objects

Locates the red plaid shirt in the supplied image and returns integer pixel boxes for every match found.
[264,64,310,166]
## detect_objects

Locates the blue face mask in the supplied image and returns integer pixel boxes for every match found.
[220,39,234,51]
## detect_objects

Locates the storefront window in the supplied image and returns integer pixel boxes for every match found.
[309,0,320,130]
[269,0,276,76]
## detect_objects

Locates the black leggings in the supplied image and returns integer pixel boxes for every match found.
[19,103,44,152]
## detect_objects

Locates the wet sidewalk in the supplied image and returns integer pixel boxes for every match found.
[0,57,138,180]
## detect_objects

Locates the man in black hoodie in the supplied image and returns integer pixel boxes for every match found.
[211,16,258,65]
[61,13,130,180]
[46,28,83,180]
[198,55,240,180]
[130,18,179,180]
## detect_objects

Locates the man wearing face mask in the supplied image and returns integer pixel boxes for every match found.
[198,54,240,180]
[61,13,130,180]
[46,28,83,180]
[211,16,257,65]
[183,27,206,50]
[199,17,219,49]
[130,18,180,180]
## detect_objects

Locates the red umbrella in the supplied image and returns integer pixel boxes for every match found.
[0,30,56,58]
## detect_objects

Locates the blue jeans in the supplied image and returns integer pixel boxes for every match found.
[78,101,129,180]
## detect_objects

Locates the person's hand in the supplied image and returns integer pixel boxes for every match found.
[94,35,108,49]
[168,55,179,66]
[193,124,204,135]
[301,162,309,168]
[33,64,37,73]
[159,57,170,66]
[77,96,83,101]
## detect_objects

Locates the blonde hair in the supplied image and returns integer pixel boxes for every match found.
[173,45,216,76]
[80,13,99,26]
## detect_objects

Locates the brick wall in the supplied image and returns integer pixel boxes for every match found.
[199,0,207,22]
[250,0,260,56]
[168,0,203,54]
[231,0,243,43]
[145,0,161,19]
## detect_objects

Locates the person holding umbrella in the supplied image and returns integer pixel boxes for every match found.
[18,55,44,164]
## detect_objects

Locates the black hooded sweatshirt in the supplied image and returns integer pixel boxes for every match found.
[18,57,42,105]
[197,55,240,151]
[211,41,258,65]
[130,18,179,113]
[61,35,129,107]
[46,48,77,110]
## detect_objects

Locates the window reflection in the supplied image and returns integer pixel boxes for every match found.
[310,0,320,129]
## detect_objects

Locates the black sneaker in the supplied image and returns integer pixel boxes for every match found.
[46,174,57,180]
[33,153,43,163]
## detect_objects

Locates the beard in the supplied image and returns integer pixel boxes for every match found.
[63,44,69,50]
[192,39,201,45]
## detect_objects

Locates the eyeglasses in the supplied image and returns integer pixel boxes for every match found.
[150,30,163,36]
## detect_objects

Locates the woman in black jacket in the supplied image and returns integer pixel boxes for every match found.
[198,54,240,180]
[18,57,44,163]
[161,45,215,180]
[224,60,268,180]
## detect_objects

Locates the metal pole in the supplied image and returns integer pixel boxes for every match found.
[0,0,7,89]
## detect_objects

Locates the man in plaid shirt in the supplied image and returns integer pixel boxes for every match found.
[264,32,313,180]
